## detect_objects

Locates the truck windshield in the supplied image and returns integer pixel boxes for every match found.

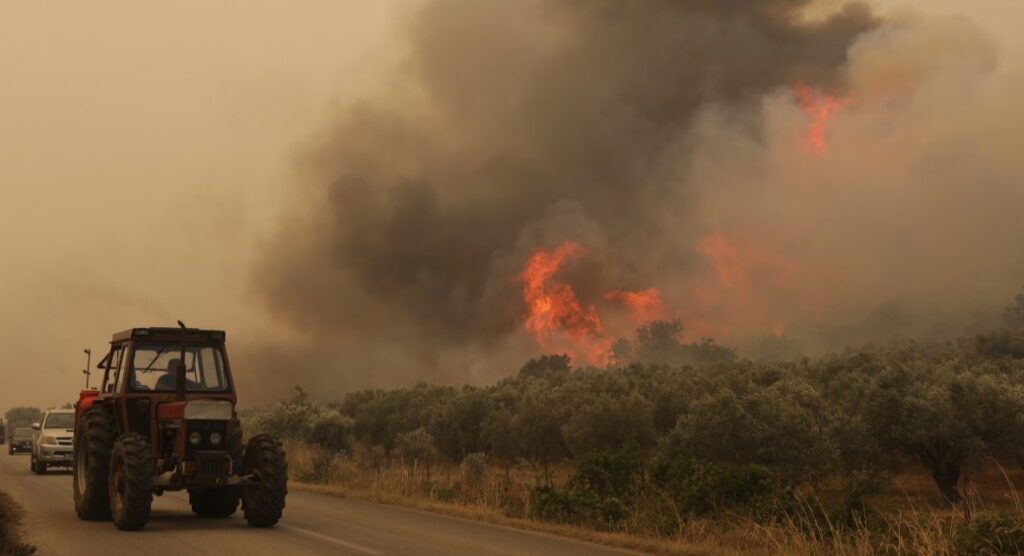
[44,413,74,429]
[129,343,229,392]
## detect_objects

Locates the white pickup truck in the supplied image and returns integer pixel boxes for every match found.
[31,409,75,474]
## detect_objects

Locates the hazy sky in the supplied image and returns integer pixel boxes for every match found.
[1,1,1020,411]
[0,1,403,409]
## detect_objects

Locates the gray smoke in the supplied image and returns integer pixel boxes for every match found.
[254,1,1023,394]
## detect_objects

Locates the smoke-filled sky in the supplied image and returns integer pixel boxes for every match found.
[1,0,1022,410]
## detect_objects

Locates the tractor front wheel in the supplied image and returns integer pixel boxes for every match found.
[109,433,153,531]
[74,405,115,520]
[241,435,287,527]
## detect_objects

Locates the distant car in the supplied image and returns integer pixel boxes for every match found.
[8,428,33,455]
[31,409,75,473]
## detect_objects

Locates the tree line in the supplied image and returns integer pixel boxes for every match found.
[245,301,1024,511]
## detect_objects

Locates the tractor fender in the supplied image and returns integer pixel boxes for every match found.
[76,389,99,421]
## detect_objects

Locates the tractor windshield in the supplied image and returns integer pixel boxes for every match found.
[129,343,230,392]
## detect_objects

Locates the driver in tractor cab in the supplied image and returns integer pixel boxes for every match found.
[154,358,199,391]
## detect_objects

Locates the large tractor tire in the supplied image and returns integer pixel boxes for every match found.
[74,405,115,520]
[241,435,287,527]
[189,487,240,518]
[109,433,153,531]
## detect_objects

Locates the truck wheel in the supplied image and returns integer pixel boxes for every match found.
[32,456,46,475]
[109,433,153,531]
[241,435,287,527]
[74,405,115,520]
[189,487,240,517]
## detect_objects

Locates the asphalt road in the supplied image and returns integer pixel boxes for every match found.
[0,451,642,555]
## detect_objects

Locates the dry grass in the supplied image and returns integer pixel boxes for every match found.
[285,443,1024,555]
[0,489,34,555]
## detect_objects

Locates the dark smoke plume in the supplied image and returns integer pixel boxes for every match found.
[254,0,880,391]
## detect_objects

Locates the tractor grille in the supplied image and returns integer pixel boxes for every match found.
[196,451,228,478]
[184,420,228,458]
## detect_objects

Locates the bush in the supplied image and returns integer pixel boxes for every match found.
[463,452,488,490]
[952,515,1024,555]
[570,444,643,501]
[308,409,355,454]
[649,442,773,516]
[528,485,600,525]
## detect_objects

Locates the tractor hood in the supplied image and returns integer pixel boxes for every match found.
[156,399,232,421]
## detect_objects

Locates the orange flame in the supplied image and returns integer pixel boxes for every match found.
[792,81,850,154]
[516,243,667,365]
[517,242,611,364]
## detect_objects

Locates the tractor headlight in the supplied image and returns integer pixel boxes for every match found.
[209,432,223,446]
[189,431,202,445]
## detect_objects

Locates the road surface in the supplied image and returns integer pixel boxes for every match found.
[0,451,642,555]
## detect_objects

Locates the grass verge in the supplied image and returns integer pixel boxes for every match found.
[0,488,35,555]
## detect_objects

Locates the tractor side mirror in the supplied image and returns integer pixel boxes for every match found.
[31,423,40,430]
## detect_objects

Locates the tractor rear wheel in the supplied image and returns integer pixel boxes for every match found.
[241,435,287,527]
[74,405,115,520]
[189,487,240,517]
[109,433,153,531]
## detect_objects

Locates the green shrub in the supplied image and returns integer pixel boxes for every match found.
[528,486,600,524]
[649,442,773,516]
[570,444,643,501]
[952,515,1024,555]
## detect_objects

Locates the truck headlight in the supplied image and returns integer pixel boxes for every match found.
[209,432,223,446]
[189,432,202,445]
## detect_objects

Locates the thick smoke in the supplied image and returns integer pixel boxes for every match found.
[253,0,1023,393]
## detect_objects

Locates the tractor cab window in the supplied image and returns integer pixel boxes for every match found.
[129,343,229,393]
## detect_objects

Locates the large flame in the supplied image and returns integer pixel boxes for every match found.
[517,242,611,364]
[792,81,850,154]
[517,234,821,362]
[517,242,664,365]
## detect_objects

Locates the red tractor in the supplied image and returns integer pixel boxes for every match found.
[73,325,287,531]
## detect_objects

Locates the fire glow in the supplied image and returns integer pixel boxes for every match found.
[517,242,661,365]
[517,234,819,364]
[792,81,850,154]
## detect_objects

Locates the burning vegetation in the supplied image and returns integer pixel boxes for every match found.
[253,0,1022,397]
[239,2,1024,551]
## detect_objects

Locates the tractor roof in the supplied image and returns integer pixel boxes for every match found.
[111,327,226,343]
